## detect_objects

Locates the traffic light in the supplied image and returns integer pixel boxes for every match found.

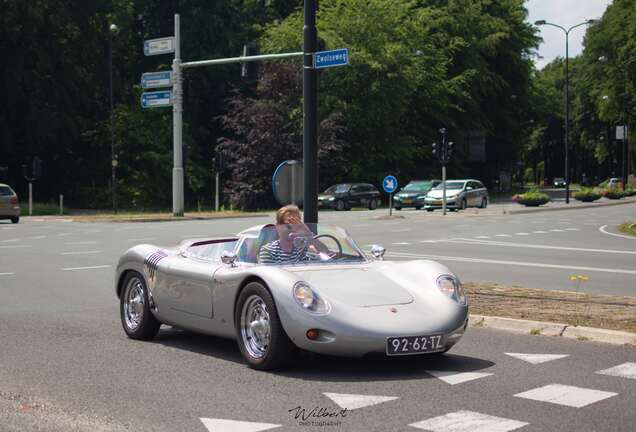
[432,142,437,156]
[241,42,260,82]
[33,156,42,179]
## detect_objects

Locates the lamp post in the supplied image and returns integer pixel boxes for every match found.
[109,23,119,213]
[535,19,598,203]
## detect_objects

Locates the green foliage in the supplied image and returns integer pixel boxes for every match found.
[512,189,550,206]
[573,188,602,202]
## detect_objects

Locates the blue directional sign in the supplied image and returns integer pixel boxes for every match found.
[141,91,172,109]
[314,48,349,70]
[141,71,172,89]
[383,175,398,193]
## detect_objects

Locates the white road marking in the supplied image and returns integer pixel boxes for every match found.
[495,234,511,237]
[1,238,19,242]
[62,265,111,271]
[409,410,528,432]
[390,228,410,233]
[56,232,73,237]
[596,362,636,380]
[64,241,98,245]
[1,227,15,230]
[60,250,102,256]
[29,235,46,239]
[505,353,569,364]
[474,236,490,239]
[0,272,14,276]
[129,238,157,242]
[0,245,32,249]
[564,228,580,231]
[515,232,530,236]
[600,224,636,240]
[386,251,636,275]
[550,229,565,232]
[514,384,617,408]
[323,392,398,410]
[392,242,412,245]
[200,418,280,432]
[425,370,493,385]
[532,231,548,234]
[443,239,636,255]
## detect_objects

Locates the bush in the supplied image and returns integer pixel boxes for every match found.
[573,188,602,202]
[602,188,624,200]
[624,187,636,197]
[512,190,550,206]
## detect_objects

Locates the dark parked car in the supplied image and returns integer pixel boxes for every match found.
[0,183,20,223]
[318,183,381,211]
[393,180,441,210]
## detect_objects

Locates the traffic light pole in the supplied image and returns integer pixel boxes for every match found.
[303,0,318,224]
[433,128,452,216]
[442,165,447,216]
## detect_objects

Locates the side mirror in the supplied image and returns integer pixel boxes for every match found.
[370,245,386,260]
[221,251,238,267]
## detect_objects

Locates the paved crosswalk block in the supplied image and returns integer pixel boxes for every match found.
[199,418,281,432]
[323,392,398,410]
[409,410,529,432]
[596,362,636,380]
[514,384,618,408]
[504,353,569,364]
[424,370,493,385]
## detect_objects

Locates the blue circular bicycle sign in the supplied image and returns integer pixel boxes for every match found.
[383,175,398,193]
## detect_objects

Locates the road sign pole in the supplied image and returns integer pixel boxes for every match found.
[28,182,33,216]
[215,171,219,212]
[172,14,184,216]
[303,0,318,224]
[389,193,393,217]
[442,165,447,216]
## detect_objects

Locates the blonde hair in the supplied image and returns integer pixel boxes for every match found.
[276,204,301,224]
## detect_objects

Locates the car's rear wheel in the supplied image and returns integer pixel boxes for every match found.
[394,206,402,211]
[235,282,295,370]
[415,206,423,210]
[10,216,19,224]
[480,197,488,208]
[120,271,161,340]
[426,208,434,212]
[368,199,378,210]
[335,200,345,211]
[460,199,467,210]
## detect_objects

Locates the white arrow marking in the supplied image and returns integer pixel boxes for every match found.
[424,370,493,385]
[199,418,280,432]
[323,392,398,410]
[505,353,569,364]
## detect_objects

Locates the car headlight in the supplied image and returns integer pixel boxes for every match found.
[436,275,467,305]
[327,197,335,201]
[293,282,330,314]
[417,195,426,200]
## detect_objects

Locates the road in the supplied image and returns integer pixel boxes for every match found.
[0,203,635,431]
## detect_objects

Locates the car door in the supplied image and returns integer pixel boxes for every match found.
[349,184,364,207]
[0,185,14,215]
[466,181,478,206]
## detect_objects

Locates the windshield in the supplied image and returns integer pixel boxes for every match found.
[239,223,366,266]
[433,181,465,191]
[324,184,350,194]
[403,182,432,192]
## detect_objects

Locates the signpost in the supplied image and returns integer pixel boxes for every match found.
[141,71,172,89]
[144,37,175,56]
[432,128,453,215]
[314,48,349,70]
[141,91,172,108]
[383,175,398,216]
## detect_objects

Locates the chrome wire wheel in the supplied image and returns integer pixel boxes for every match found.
[123,276,145,332]
[240,295,271,359]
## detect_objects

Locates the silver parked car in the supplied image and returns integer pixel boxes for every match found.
[0,183,20,223]
[424,179,489,211]
[116,224,469,370]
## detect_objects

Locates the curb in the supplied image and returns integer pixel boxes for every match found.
[504,197,636,215]
[468,314,636,346]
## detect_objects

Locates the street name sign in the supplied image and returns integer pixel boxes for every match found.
[141,71,173,89]
[383,175,398,193]
[314,48,349,70]
[141,91,172,108]
[144,37,175,56]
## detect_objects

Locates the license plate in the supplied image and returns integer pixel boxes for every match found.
[386,334,445,356]
[403,199,412,204]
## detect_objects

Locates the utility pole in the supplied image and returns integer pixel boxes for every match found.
[172,14,185,216]
[109,23,119,213]
[303,0,318,224]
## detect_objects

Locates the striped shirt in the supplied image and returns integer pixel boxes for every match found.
[258,240,307,264]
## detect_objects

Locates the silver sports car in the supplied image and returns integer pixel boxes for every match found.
[116,223,469,370]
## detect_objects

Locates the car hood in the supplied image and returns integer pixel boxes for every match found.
[287,265,414,307]
[427,189,462,198]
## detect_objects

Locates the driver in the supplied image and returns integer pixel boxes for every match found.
[258,205,319,264]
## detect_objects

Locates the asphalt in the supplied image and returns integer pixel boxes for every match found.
[0,203,635,431]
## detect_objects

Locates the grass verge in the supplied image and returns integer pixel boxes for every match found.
[619,221,636,236]
[465,282,636,333]
[20,202,66,216]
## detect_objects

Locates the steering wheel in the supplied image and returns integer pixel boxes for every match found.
[313,234,343,256]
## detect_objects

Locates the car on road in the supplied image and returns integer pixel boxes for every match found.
[318,183,381,211]
[553,177,566,188]
[424,179,488,211]
[0,183,20,223]
[393,180,441,210]
[116,224,469,370]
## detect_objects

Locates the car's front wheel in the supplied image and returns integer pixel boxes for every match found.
[480,197,488,208]
[235,282,295,370]
[120,271,161,340]
[335,200,345,211]
[10,216,19,224]
[459,199,467,210]
[368,199,378,210]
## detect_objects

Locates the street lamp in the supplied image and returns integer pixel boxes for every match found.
[535,19,598,203]
[109,23,119,213]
